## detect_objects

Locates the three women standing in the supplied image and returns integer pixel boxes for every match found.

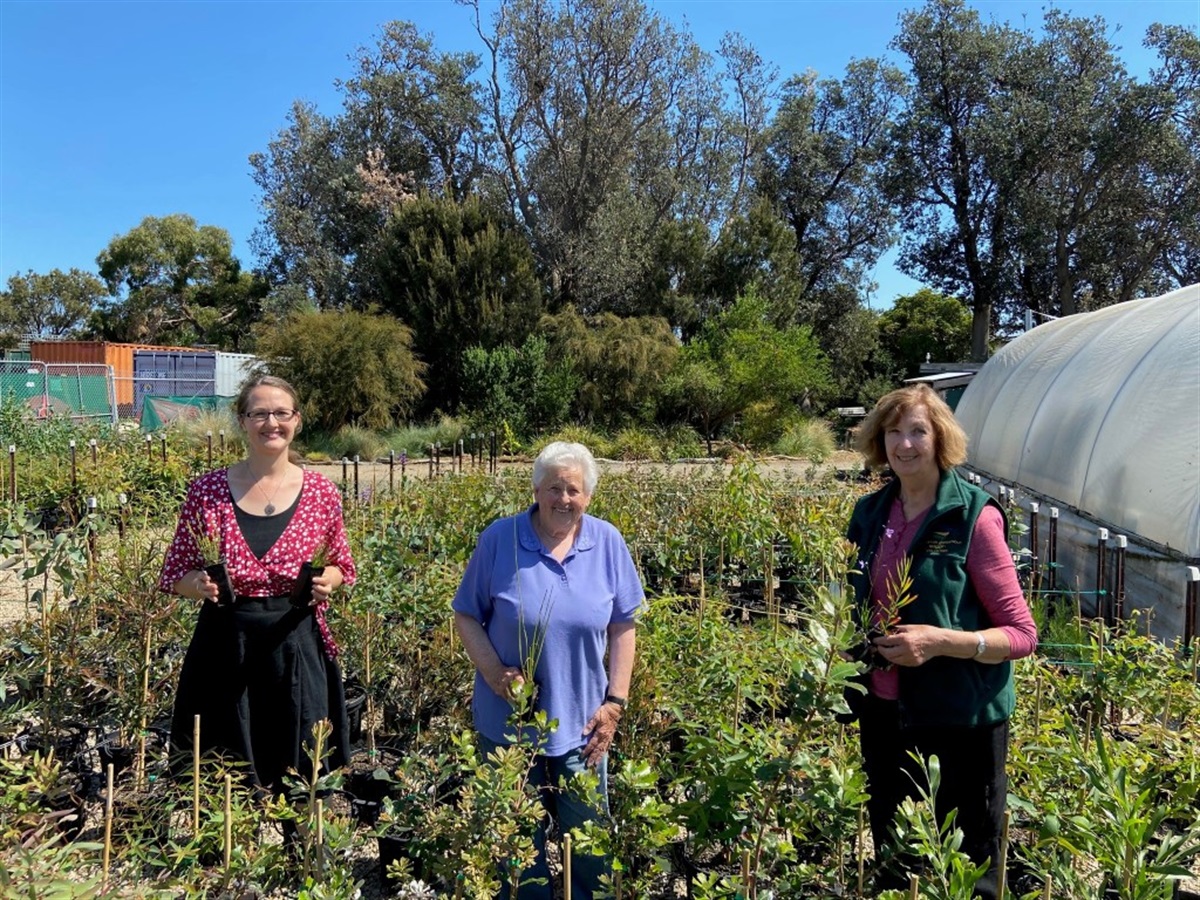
[161,375,356,793]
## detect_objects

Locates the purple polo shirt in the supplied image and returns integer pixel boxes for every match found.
[452,505,645,756]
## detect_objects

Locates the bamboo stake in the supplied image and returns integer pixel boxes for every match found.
[741,848,752,897]
[856,804,866,897]
[908,873,920,899]
[223,774,233,875]
[1191,638,1198,683]
[102,763,114,886]
[614,868,623,900]
[998,809,1010,900]
[733,675,742,732]
[316,798,325,877]
[365,609,376,754]
[454,874,464,899]
[192,715,201,837]
[1034,673,1044,732]
[137,623,152,791]
[1042,874,1053,899]
[563,832,572,900]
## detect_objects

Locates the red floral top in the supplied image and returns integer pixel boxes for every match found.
[158,468,356,659]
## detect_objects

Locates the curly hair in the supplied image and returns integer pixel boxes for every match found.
[853,383,968,471]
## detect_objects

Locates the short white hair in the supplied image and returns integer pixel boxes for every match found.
[533,441,598,495]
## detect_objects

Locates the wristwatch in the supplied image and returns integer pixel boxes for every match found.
[974,631,988,658]
[604,694,628,710]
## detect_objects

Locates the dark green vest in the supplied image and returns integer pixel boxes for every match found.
[847,468,1015,728]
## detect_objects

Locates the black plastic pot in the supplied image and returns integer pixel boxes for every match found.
[345,680,368,743]
[290,562,325,608]
[205,562,235,607]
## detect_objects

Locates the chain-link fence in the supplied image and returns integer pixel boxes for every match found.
[0,361,117,423]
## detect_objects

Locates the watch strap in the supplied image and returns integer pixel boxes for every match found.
[604,694,628,709]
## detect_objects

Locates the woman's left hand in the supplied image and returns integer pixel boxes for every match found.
[581,702,622,767]
[309,566,343,607]
[872,623,945,667]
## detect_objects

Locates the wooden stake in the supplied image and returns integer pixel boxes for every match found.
[741,847,752,897]
[137,623,152,791]
[563,831,572,900]
[223,774,233,874]
[1042,874,1053,899]
[998,809,1010,900]
[316,798,325,876]
[908,873,920,899]
[454,875,464,899]
[734,675,742,732]
[102,763,114,886]
[857,804,866,897]
[192,715,201,837]
[614,868,623,900]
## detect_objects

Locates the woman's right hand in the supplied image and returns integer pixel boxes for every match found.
[484,664,526,701]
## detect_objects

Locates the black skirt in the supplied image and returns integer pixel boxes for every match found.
[170,596,350,792]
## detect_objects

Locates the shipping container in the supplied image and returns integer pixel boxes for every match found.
[215,351,261,397]
[31,341,200,413]
[133,349,217,414]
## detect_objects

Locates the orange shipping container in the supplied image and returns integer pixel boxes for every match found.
[30,340,203,410]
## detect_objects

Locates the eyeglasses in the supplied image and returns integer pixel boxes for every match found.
[242,409,298,423]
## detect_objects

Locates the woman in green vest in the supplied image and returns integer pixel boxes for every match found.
[847,383,1037,899]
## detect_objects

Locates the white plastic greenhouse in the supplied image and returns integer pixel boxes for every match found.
[956,284,1200,637]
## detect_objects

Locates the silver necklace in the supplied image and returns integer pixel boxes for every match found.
[250,466,286,515]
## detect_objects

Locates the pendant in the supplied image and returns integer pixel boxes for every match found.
[264,503,276,516]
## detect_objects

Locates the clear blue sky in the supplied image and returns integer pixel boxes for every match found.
[2,0,1197,309]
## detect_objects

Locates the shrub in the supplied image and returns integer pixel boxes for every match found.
[169,407,244,457]
[327,426,387,462]
[531,426,614,460]
[610,427,664,462]
[657,424,704,459]
[774,418,835,462]
[382,416,468,458]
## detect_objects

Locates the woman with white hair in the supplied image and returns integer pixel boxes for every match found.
[453,441,644,899]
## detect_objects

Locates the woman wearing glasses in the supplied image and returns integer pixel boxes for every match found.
[160,375,356,793]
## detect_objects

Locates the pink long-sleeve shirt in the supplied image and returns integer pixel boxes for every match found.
[869,499,1038,700]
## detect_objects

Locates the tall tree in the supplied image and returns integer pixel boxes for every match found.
[1006,16,1200,322]
[0,269,103,345]
[370,193,543,415]
[757,58,904,303]
[95,214,262,348]
[250,22,486,307]
[469,0,767,312]
[886,0,1030,361]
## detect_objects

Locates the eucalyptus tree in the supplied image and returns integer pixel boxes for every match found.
[0,269,103,345]
[757,58,904,306]
[95,214,263,348]
[1006,16,1200,322]
[250,22,487,308]
[886,0,1030,361]
[466,0,771,316]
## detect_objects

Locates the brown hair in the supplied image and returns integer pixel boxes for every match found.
[233,374,303,437]
[234,374,299,416]
[853,383,968,470]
